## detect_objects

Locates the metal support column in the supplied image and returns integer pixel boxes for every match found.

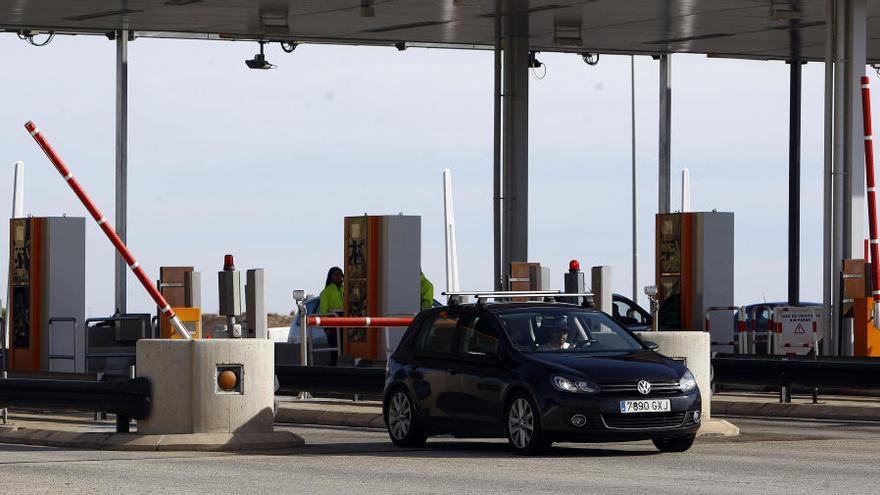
[115,30,129,314]
[829,0,867,355]
[631,56,639,302]
[823,0,835,355]
[841,0,867,355]
[844,0,867,261]
[493,0,503,292]
[501,0,530,287]
[789,17,802,307]
[832,0,846,355]
[658,54,672,214]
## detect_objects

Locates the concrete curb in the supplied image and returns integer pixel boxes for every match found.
[698,419,739,437]
[275,406,384,429]
[712,400,880,422]
[0,428,305,452]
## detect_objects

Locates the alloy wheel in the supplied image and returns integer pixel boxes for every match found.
[388,391,412,440]
[508,397,534,449]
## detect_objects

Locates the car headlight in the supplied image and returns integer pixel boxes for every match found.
[551,375,599,394]
[679,370,697,392]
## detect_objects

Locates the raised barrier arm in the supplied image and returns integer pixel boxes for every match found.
[24,121,189,339]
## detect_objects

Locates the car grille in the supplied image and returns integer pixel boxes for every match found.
[602,412,686,429]
[600,381,681,396]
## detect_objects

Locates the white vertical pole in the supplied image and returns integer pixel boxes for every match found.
[681,168,691,212]
[4,161,23,351]
[12,161,23,218]
[443,169,460,292]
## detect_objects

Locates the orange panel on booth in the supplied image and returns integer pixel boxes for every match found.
[159,307,202,340]
[343,215,421,361]
[854,298,880,357]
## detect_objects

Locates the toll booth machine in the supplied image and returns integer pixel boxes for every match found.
[7,217,86,373]
[343,215,421,361]
[656,212,734,336]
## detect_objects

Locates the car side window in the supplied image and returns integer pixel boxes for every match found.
[417,310,459,355]
[457,313,499,357]
[613,298,646,325]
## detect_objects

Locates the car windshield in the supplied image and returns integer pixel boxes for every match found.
[497,308,644,353]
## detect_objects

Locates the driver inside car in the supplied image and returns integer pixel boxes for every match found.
[539,323,571,350]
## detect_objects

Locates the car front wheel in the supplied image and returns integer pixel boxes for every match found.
[505,393,551,455]
[652,434,696,453]
[385,389,427,447]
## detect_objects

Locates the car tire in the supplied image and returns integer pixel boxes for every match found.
[385,388,427,448]
[505,392,551,455]
[652,434,696,453]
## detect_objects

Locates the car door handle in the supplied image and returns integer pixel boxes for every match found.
[447,368,458,375]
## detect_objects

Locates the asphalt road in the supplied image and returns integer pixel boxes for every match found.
[1,417,878,495]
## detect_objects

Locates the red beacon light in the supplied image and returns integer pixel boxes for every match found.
[569,259,580,272]
[223,254,235,271]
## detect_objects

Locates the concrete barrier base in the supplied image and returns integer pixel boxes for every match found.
[635,331,713,420]
[137,339,275,435]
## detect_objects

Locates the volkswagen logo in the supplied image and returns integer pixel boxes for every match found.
[637,380,652,395]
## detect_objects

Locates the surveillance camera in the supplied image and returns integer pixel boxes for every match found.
[245,53,276,69]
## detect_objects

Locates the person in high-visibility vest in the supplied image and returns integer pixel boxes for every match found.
[319,266,344,365]
[420,271,434,310]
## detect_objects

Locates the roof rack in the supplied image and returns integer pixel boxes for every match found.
[441,290,594,306]
[442,290,594,298]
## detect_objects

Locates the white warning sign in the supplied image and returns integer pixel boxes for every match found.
[775,307,823,356]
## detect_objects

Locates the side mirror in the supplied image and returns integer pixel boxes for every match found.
[643,341,660,351]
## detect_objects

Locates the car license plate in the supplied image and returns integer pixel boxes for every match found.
[619,399,671,414]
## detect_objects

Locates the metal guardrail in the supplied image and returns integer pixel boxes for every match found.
[0,377,151,431]
[275,365,384,396]
[276,355,880,399]
[712,353,880,389]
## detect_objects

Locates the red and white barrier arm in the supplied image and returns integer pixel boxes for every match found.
[308,317,414,328]
[861,77,880,323]
[24,121,190,339]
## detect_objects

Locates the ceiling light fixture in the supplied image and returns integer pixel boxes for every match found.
[245,41,276,69]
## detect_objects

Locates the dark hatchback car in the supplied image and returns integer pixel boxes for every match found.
[383,302,701,455]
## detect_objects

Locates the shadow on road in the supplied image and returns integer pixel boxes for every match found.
[255,439,659,459]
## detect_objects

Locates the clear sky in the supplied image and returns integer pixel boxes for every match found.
[0,34,867,316]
